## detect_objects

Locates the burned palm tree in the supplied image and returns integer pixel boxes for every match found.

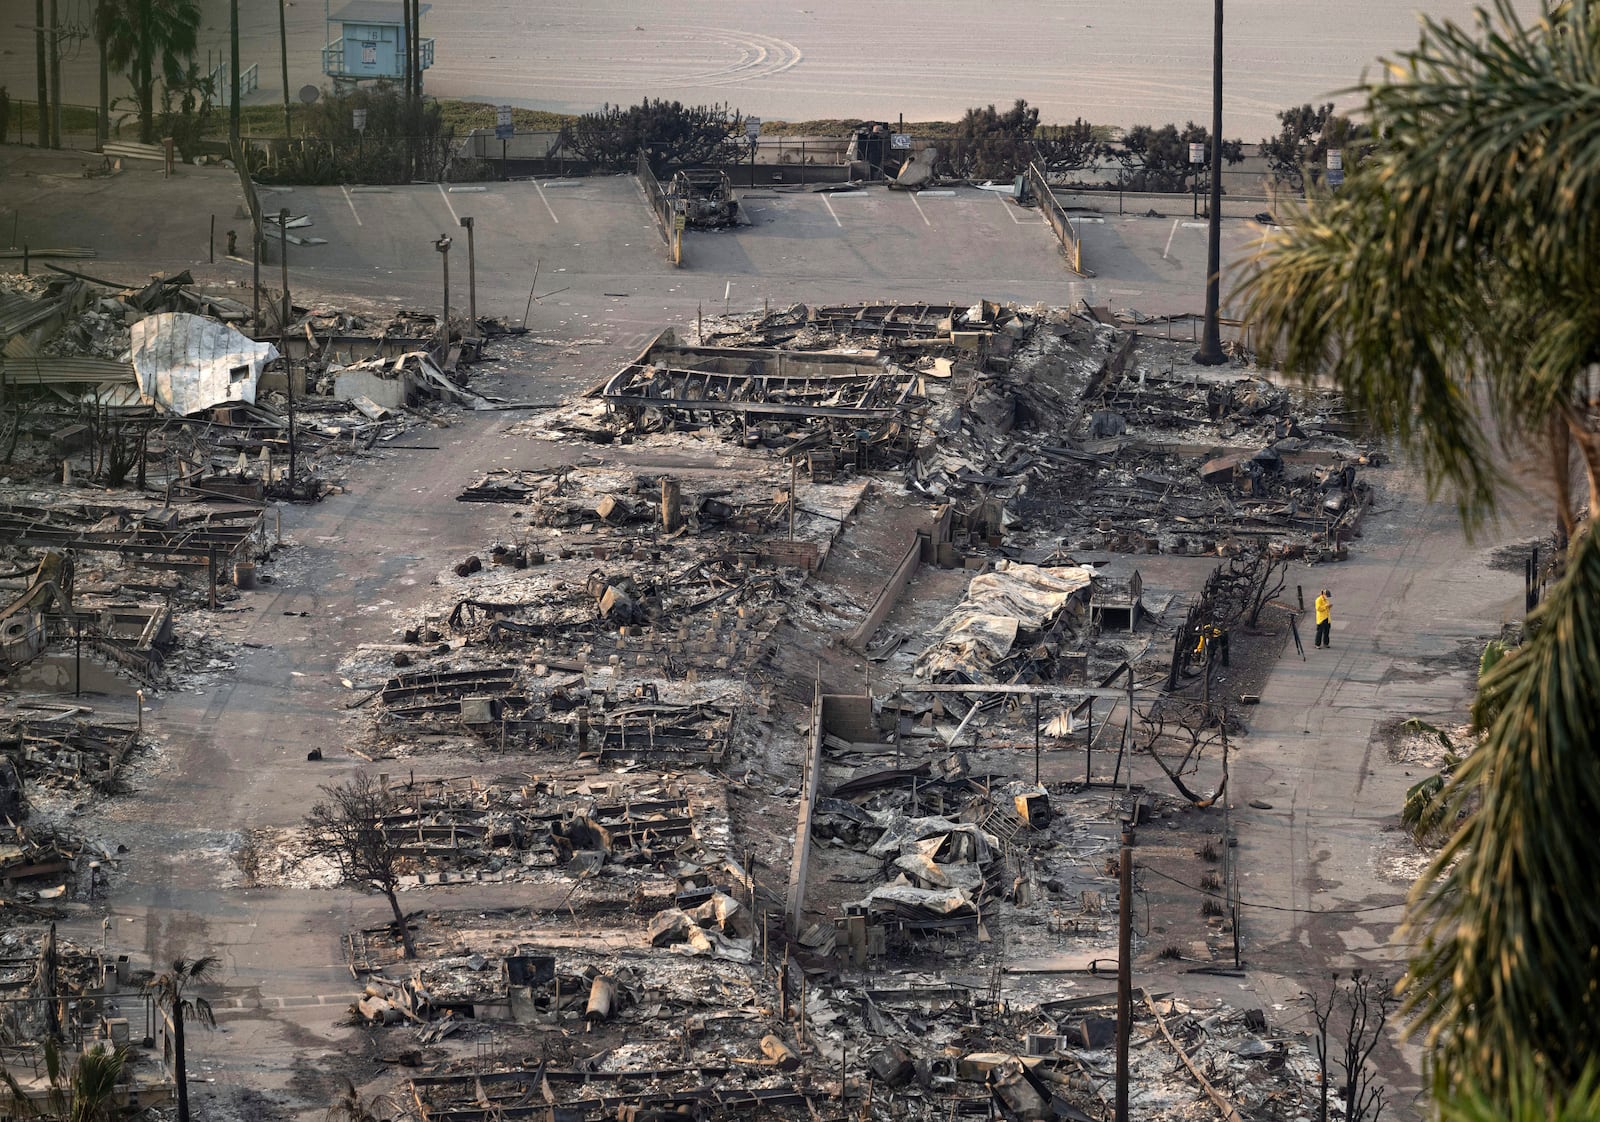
[150,955,218,1122]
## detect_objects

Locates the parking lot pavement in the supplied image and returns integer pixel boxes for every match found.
[692,185,1069,307]
[4,149,1264,335]
[1065,207,1267,320]
[272,177,666,313]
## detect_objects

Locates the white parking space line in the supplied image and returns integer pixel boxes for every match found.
[1163,218,1180,259]
[339,185,362,227]
[436,182,459,224]
[909,193,933,227]
[822,195,842,227]
[996,192,1025,225]
[534,180,560,224]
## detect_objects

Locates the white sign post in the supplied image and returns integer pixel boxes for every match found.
[745,117,761,186]
[1189,142,1207,216]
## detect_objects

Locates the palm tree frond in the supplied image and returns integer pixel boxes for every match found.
[1400,527,1600,1087]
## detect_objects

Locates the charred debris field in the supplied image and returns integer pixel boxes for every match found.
[1,277,1384,1119]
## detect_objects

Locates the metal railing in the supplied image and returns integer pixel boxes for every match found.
[636,150,683,266]
[206,60,260,106]
[1027,160,1088,275]
[3,100,105,150]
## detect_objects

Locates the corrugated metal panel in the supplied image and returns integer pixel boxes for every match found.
[0,356,137,384]
[0,291,62,338]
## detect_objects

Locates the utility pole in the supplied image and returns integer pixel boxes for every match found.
[35,0,48,147]
[229,0,240,145]
[1116,824,1134,1122]
[48,0,61,148]
[401,0,416,177]
[279,0,292,138]
[400,0,412,102]
[97,6,109,148]
[458,216,476,329]
[1194,0,1228,365]
[411,0,422,96]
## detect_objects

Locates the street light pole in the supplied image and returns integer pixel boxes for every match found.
[1194,0,1228,366]
[458,216,476,330]
[435,235,452,346]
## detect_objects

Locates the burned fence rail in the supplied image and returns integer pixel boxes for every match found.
[380,667,525,720]
[585,703,733,766]
[809,302,967,338]
[410,1068,811,1122]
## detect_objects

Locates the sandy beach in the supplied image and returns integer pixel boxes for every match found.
[0,1,1546,138]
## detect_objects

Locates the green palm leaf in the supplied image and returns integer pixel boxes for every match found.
[1243,0,1600,1104]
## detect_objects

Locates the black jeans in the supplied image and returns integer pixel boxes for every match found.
[1315,619,1331,647]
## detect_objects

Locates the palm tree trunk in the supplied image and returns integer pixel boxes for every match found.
[137,58,154,144]
[172,1005,190,1122]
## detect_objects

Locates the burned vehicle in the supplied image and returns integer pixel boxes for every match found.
[670,168,739,228]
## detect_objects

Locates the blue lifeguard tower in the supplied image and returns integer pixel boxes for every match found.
[323,1,433,91]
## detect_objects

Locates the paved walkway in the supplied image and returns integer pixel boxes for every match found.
[1219,471,1542,1109]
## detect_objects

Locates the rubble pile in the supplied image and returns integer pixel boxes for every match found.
[0,265,536,705]
[0,494,270,695]
[252,770,733,897]
[576,303,1376,566]
[0,706,145,913]
[0,284,1377,1115]
[0,267,522,501]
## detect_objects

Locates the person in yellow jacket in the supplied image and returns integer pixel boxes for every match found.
[1314,589,1333,648]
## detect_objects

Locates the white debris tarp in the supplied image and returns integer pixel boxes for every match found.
[129,312,279,415]
[914,561,1094,680]
[866,812,998,862]
[856,882,976,917]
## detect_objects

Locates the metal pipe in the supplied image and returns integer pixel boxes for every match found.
[458,216,476,328]
[1034,695,1041,785]
[435,234,452,344]
[1116,825,1133,1122]
[278,207,291,326]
